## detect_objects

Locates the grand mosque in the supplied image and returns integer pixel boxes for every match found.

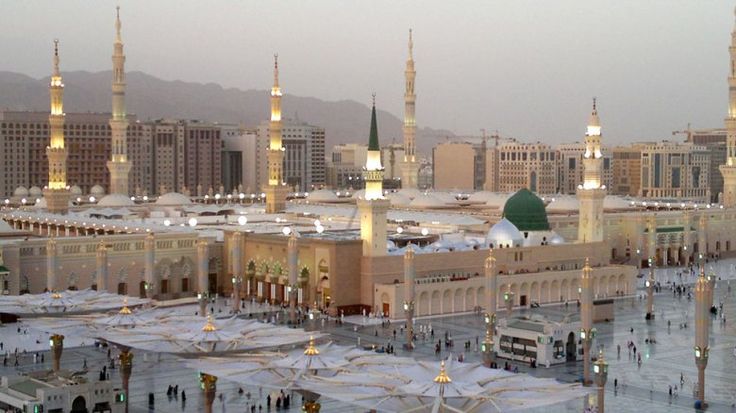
[5,8,736,322]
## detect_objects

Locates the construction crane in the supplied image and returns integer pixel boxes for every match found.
[672,123,692,142]
[481,128,501,147]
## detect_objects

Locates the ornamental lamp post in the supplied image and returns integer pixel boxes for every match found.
[645,267,655,320]
[593,349,608,413]
[403,300,415,350]
[482,312,496,367]
[580,258,594,386]
[694,265,710,408]
[503,289,514,318]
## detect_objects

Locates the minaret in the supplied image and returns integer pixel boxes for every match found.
[577,99,606,243]
[720,7,736,207]
[358,95,389,256]
[107,6,132,196]
[43,39,70,214]
[263,54,288,213]
[400,29,420,189]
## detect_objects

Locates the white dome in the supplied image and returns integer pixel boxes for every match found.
[14,186,29,197]
[29,186,42,197]
[90,185,105,196]
[409,193,445,209]
[70,185,83,196]
[387,192,411,206]
[398,188,423,200]
[546,197,579,213]
[308,189,339,203]
[549,233,565,244]
[97,193,135,207]
[486,218,523,248]
[155,192,192,206]
[604,196,634,211]
[484,193,513,208]
[468,191,497,203]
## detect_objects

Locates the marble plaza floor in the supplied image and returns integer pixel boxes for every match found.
[2,258,736,412]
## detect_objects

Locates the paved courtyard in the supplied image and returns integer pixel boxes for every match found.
[2,258,736,412]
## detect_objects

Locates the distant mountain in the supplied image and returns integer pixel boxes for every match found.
[0,70,453,155]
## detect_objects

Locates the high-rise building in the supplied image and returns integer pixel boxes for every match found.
[611,145,644,197]
[43,40,70,213]
[484,141,557,194]
[432,141,477,191]
[577,99,606,243]
[107,7,132,196]
[721,11,736,207]
[556,142,612,195]
[326,143,367,189]
[221,125,257,193]
[689,129,727,203]
[400,29,420,189]
[257,118,326,192]
[639,141,711,201]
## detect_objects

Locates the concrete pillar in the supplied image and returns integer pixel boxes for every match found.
[143,233,155,298]
[50,334,64,372]
[403,244,416,350]
[199,373,217,413]
[96,241,108,292]
[197,238,209,316]
[647,215,656,266]
[483,249,497,367]
[118,348,133,413]
[288,232,298,324]
[581,258,594,386]
[46,238,58,292]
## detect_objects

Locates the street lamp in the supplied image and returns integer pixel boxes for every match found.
[694,266,710,408]
[503,289,515,318]
[593,349,609,413]
[403,300,415,349]
[482,312,496,367]
[645,267,655,320]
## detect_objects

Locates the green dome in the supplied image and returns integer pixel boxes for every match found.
[502,188,550,232]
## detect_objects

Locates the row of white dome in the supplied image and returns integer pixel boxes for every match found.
[14,185,103,198]
[307,188,636,211]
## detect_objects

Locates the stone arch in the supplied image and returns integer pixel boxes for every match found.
[520,282,529,306]
[510,283,519,305]
[541,280,549,303]
[453,288,463,313]
[618,273,628,294]
[465,287,475,311]
[419,291,430,316]
[571,278,580,299]
[560,278,569,302]
[609,275,617,296]
[476,287,486,310]
[550,280,560,302]
[431,290,441,315]
[530,282,539,304]
[442,290,452,314]
[380,292,390,315]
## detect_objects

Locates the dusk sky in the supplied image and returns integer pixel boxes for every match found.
[1,1,734,144]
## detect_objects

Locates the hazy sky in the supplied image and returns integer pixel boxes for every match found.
[1,1,734,145]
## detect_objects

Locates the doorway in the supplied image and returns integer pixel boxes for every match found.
[520,295,527,307]
[71,396,88,413]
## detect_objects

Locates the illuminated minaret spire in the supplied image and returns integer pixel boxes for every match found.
[577,98,606,243]
[358,94,389,256]
[263,54,288,213]
[43,39,70,213]
[107,6,132,195]
[400,29,420,189]
[720,7,736,207]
